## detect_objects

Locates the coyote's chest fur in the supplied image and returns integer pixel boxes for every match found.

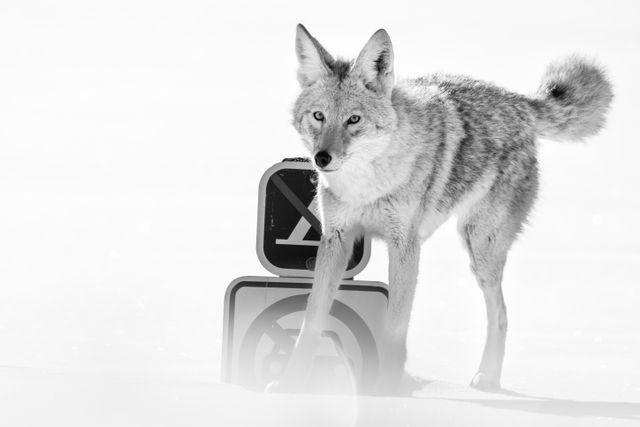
[318,135,414,206]
[320,163,495,241]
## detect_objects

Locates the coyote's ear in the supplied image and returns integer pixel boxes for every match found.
[295,24,334,87]
[352,29,394,96]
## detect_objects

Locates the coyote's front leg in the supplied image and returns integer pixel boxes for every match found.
[378,235,420,394]
[267,228,354,392]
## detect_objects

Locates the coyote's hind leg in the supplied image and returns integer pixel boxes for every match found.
[458,173,536,390]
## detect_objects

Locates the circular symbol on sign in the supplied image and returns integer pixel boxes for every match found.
[237,294,379,392]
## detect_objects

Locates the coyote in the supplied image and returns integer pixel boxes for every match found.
[271,24,612,393]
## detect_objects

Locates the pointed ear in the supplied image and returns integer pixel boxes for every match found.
[352,29,394,96]
[295,24,334,87]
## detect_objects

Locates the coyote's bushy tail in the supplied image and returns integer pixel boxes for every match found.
[529,56,613,141]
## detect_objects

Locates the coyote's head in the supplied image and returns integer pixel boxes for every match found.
[292,25,397,175]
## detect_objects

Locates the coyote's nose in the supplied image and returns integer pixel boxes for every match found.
[314,151,332,168]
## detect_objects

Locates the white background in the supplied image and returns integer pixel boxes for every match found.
[1,0,639,425]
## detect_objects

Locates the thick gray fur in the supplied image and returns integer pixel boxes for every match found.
[270,24,613,395]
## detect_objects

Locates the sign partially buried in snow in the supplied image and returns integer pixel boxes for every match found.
[222,276,388,393]
[257,159,371,278]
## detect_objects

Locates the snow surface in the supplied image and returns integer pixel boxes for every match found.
[1,0,639,425]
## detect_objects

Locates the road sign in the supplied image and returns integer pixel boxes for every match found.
[222,276,388,393]
[257,160,371,278]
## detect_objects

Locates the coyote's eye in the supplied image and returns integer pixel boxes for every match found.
[347,115,361,125]
[312,111,324,121]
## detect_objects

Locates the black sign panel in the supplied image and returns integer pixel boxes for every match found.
[256,160,371,278]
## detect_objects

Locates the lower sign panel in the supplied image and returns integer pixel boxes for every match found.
[222,276,388,393]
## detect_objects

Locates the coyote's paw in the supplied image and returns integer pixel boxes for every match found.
[469,372,501,391]
[265,378,305,394]
[265,380,283,393]
[372,371,427,397]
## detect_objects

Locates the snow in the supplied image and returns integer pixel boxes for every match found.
[1,368,639,426]
[1,0,639,425]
